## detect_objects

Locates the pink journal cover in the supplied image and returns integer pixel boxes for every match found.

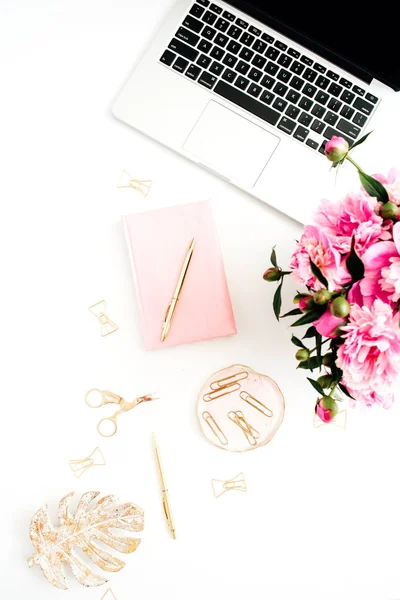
[123,200,237,350]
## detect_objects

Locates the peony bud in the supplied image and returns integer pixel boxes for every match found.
[330,296,350,318]
[322,353,333,367]
[325,136,349,163]
[380,201,399,220]
[317,374,333,389]
[263,267,281,282]
[299,295,315,312]
[314,289,332,305]
[295,348,310,361]
[315,396,338,423]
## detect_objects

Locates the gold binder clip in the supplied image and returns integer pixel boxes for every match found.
[212,472,247,498]
[313,409,347,429]
[240,391,273,418]
[202,411,228,445]
[69,447,106,479]
[210,370,248,390]
[100,590,117,600]
[228,410,260,446]
[117,170,152,198]
[203,383,241,402]
[88,300,119,337]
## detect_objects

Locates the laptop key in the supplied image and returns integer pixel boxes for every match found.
[336,118,361,139]
[227,40,241,54]
[249,25,261,36]
[223,10,235,21]
[223,53,238,67]
[173,56,189,73]
[353,97,374,115]
[278,54,292,68]
[306,138,319,149]
[314,63,326,73]
[248,83,262,98]
[176,26,200,46]
[202,26,216,40]
[300,56,313,66]
[210,45,224,59]
[160,50,176,66]
[303,84,317,98]
[366,92,378,104]
[286,104,300,118]
[234,75,249,90]
[298,112,312,126]
[278,116,296,134]
[315,90,329,105]
[319,140,327,154]
[210,61,224,75]
[352,85,365,96]
[265,61,279,75]
[183,15,204,33]
[341,90,355,104]
[214,80,280,125]
[197,0,210,5]
[210,3,222,13]
[303,68,317,82]
[340,105,354,119]
[311,104,326,118]
[311,119,325,134]
[240,32,255,47]
[299,96,313,110]
[340,77,352,89]
[353,112,367,127]
[198,70,217,88]
[202,10,217,24]
[266,47,279,61]
[222,68,237,83]
[239,47,254,61]
[252,54,266,68]
[190,4,205,18]
[248,67,263,82]
[324,111,339,126]
[236,18,248,29]
[274,82,288,96]
[216,18,230,32]
[324,126,352,146]
[327,70,339,80]
[197,53,212,68]
[236,60,250,75]
[275,40,287,51]
[272,97,287,112]
[328,82,342,97]
[198,39,212,53]
[253,40,267,54]
[185,64,202,80]
[261,74,275,89]
[286,89,300,104]
[328,98,342,112]
[227,25,242,39]
[215,33,229,47]
[293,125,309,141]
[316,75,329,89]
[290,61,304,75]
[168,39,199,62]
[260,90,275,105]
[290,76,304,91]
[288,48,300,58]
[277,68,291,83]
[262,32,274,44]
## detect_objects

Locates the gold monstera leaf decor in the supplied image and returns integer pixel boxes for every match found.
[27,491,144,589]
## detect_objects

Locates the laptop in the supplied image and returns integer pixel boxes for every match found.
[113,0,400,223]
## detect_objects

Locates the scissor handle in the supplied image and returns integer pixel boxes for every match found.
[85,388,106,408]
[97,416,118,438]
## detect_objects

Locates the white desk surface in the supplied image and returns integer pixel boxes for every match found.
[2,2,400,599]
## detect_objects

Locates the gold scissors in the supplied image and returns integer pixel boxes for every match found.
[85,389,158,437]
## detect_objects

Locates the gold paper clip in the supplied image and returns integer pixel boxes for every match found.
[203,383,240,402]
[88,300,119,337]
[212,473,247,498]
[100,590,117,600]
[69,447,106,479]
[210,370,248,390]
[313,410,347,429]
[228,410,260,446]
[117,170,152,198]
[202,411,228,445]
[240,391,273,418]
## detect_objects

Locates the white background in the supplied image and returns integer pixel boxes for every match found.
[2,1,400,599]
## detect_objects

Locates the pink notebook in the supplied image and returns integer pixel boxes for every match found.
[123,201,237,350]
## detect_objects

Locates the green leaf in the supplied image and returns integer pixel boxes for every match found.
[303,326,317,339]
[359,171,389,203]
[297,356,323,370]
[270,246,277,268]
[346,236,365,283]
[338,383,355,399]
[292,309,323,327]
[291,335,306,349]
[281,308,303,318]
[307,377,325,396]
[273,279,283,321]
[349,131,373,152]
[310,259,329,288]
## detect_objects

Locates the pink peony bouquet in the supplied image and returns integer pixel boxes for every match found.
[264,134,400,423]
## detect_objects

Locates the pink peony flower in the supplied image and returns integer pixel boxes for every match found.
[325,136,349,163]
[360,222,400,306]
[313,193,389,256]
[290,225,349,291]
[316,402,333,422]
[336,299,400,407]
[314,307,346,338]
[372,169,400,206]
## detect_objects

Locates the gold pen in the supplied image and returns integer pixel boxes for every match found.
[161,237,195,342]
[152,433,176,539]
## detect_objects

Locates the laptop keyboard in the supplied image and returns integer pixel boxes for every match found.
[159,0,380,154]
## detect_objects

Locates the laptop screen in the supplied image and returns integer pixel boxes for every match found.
[226,1,400,90]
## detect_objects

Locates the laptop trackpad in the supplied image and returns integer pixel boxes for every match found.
[183,100,280,187]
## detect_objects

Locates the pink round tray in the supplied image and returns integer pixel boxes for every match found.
[197,364,285,452]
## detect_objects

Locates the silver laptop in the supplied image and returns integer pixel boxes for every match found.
[113,0,399,223]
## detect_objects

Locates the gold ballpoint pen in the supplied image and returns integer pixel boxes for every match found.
[152,434,176,539]
[161,237,195,342]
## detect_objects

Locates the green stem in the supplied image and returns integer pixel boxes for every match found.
[309,338,331,354]
[329,381,339,395]
[346,155,364,174]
